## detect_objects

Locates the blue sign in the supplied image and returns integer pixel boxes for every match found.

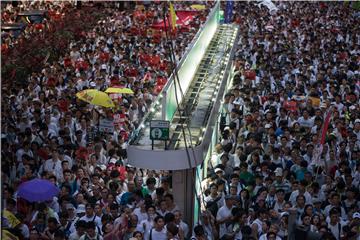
[224,0,234,23]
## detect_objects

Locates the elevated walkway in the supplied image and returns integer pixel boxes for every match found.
[127,23,239,170]
[170,25,237,149]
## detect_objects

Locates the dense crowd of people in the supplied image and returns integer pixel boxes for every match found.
[1,1,212,240]
[1,1,359,240]
[1,1,68,23]
[1,0,73,48]
[198,1,359,240]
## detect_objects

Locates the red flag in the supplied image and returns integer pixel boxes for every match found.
[320,107,333,145]
[244,70,256,80]
[312,107,333,168]
[142,72,152,82]
[283,100,297,112]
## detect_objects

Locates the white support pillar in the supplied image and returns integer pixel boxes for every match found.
[172,169,195,229]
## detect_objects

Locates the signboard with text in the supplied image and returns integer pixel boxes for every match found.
[99,118,114,133]
[150,120,170,140]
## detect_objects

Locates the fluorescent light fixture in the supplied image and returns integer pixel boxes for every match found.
[165,4,219,121]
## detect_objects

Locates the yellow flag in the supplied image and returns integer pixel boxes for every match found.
[3,210,21,228]
[136,4,145,10]
[2,229,19,240]
[169,2,176,30]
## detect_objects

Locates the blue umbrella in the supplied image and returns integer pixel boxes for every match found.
[18,179,60,202]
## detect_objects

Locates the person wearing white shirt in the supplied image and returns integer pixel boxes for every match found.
[216,195,235,238]
[79,221,103,240]
[204,183,225,210]
[191,225,209,240]
[59,152,73,169]
[198,211,218,240]
[92,143,108,165]
[39,125,57,141]
[288,180,312,206]
[133,202,148,225]
[19,223,30,239]
[136,205,156,240]
[69,220,87,240]
[232,210,249,240]
[273,189,286,213]
[146,215,167,240]
[327,208,344,240]
[297,110,314,128]
[79,204,102,234]
[74,130,87,148]
[44,112,59,136]
[43,149,63,180]
[144,177,157,198]
[259,228,282,240]
[30,203,60,225]
[174,210,189,239]
[324,193,347,220]
[251,208,269,238]
[332,95,344,113]
[16,142,33,163]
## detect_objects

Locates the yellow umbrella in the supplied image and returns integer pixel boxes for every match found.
[105,87,134,94]
[76,89,115,108]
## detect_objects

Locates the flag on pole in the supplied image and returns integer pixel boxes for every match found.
[224,0,234,23]
[2,229,19,240]
[320,107,333,145]
[3,210,21,228]
[169,2,176,30]
[311,106,333,167]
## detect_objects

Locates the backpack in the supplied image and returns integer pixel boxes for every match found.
[206,196,221,218]
[92,215,102,236]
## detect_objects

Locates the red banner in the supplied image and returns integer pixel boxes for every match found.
[151,11,198,30]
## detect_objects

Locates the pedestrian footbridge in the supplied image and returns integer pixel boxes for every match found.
[127,2,238,170]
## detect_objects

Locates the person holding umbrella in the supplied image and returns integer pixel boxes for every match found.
[30,202,60,227]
